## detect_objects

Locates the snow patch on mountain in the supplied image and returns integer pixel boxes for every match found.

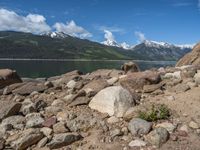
[176,44,194,49]
[121,42,131,49]
[43,31,69,38]
[139,40,194,50]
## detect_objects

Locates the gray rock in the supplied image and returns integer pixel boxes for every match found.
[45,106,62,116]
[163,71,181,80]
[9,128,44,150]
[12,82,48,95]
[21,103,36,115]
[146,127,169,147]
[3,83,25,95]
[34,99,47,111]
[82,78,108,94]
[107,77,118,85]
[66,114,96,132]
[189,121,199,129]
[37,137,48,148]
[181,67,197,79]
[1,115,25,130]
[128,118,152,135]
[40,127,52,137]
[89,86,135,117]
[143,82,164,93]
[53,122,69,134]
[168,83,190,93]
[56,111,69,122]
[66,80,77,89]
[44,81,53,88]
[46,133,82,149]
[107,116,119,124]
[68,96,90,107]
[120,70,161,93]
[156,122,176,133]
[0,101,21,121]
[128,139,147,147]
[26,113,44,128]
[51,99,64,106]
[121,61,139,73]
[110,128,122,137]
[0,69,22,89]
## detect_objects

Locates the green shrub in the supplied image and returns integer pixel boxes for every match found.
[138,104,170,122]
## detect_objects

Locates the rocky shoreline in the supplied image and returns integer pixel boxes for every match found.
[0,43,200,150]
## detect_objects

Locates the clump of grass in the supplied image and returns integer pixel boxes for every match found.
[138,104,170,122]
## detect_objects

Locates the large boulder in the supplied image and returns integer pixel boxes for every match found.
[120,70,161,93]
[0,69,22,89]
[121,61,139,73]
[89,86,135,117]
[176,43,199,67]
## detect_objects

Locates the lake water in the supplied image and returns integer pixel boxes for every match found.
[0,60,176,78]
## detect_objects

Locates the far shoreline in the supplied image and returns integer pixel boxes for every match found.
[0,58,177,63]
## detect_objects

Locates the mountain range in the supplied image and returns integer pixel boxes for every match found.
[102,35,193,50]
[0,31,193,61]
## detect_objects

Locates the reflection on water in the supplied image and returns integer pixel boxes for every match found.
[0,60,176,78]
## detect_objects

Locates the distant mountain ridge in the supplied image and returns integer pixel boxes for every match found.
[102,37,194,50]
[0,31,192,61]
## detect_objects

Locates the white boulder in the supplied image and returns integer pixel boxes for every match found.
[89,86,134,117]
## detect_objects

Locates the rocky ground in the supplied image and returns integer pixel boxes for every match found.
[1,62,200,150]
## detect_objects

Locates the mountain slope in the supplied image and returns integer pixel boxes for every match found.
[129,40,192,61]
[0,31,192,61]
[0,31,129,60]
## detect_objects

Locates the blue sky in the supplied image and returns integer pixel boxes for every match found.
[0,0,199,45]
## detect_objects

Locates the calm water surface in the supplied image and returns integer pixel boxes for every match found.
[0,60,176,78]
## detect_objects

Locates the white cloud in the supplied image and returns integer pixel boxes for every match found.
[104,30,116,42]
[134,31,146,42]
[53,20,92,38]
[0,8,51,34]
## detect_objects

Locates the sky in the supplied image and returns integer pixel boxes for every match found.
[0,0,199,46]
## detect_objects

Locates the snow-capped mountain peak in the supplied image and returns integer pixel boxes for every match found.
[102,39,119,47]
[143,40,175,48]
[141,40,194,49]
[43,31,69,39]
[120,42,131,50]
[102,39,131,50]
[176,44,194,49]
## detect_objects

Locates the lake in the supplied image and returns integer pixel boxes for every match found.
[0,59,176,78]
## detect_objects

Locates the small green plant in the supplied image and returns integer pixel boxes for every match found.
[138,104,170,122]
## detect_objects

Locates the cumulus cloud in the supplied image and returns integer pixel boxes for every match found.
[134,31,146,43]
[0,8,92,39]
[0,8,51,34]
[103,30,116,42]
[53,20,92,38]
